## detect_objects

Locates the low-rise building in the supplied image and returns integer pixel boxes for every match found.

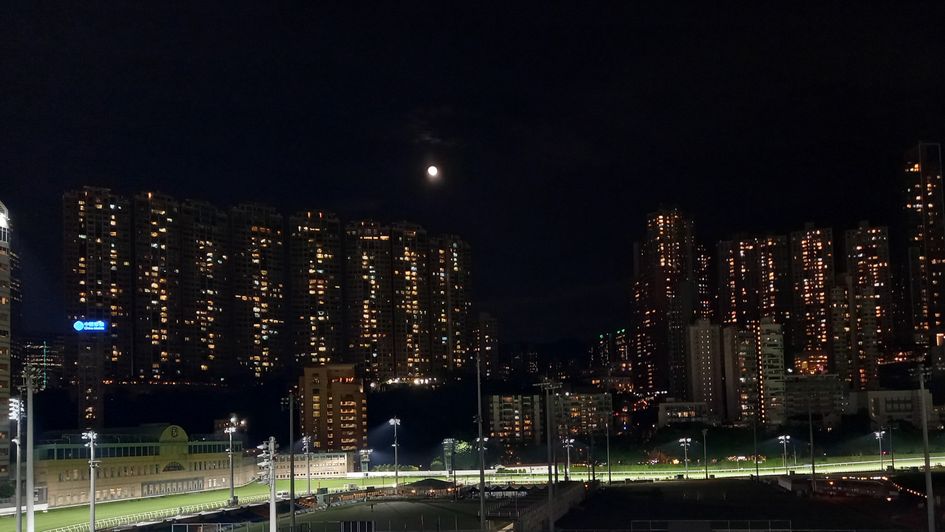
[36,423,253,508]
[553,392,612,437]
[849,389,934,428]
[273,452,355,480]
[783,374,846,428]
[657,401,713,427]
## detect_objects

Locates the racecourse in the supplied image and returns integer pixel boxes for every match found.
[2,453,941,532]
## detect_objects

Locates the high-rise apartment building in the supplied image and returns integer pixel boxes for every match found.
[790,224,835,370]
[687,319,724,417]
[717,236,792,335]
[722,326,758,423]
[16,335,65,390]
[695,244,715,321]
[390,223,431,380]
[487,394,543,444]
[429,235,472,373]
[473,312,500,379]
[229,204,284,379]
[297,364,367,452]
[904,142,945,348]
[63,187,133,426]
[0,201,12,478]
[133,192,181,381]
[832,222,891,389]
[345,221,395,382]
[721,318,784,426]
[592,332,612,369]
[758,319,786,425]
[630,209,700,397]
[289,211,343,367]
[613,328,631,375]
[179,200,228,381]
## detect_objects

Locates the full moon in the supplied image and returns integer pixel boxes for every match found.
[426,165,439,178]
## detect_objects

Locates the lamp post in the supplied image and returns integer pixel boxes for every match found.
[605,420,612,485]
[874,430,886,471]
[702,429,709,480]
[679,438,691,479]
[475,347,486,532]
[9,397,23,532]
[389,417,400,493]
[82,431,98,532]
[562,439,575,481]
[303,436,312,496]
[888,425,896,470]
[778,435,790,475]
[442,438,456,492]
[225,415,245,506]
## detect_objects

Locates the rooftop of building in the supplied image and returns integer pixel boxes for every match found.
[37,423,226,446]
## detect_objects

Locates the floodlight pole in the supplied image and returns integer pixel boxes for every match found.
[82,431,98,532]
[476,350,486,531]
[10,397,22,532]
[25,370,34,532]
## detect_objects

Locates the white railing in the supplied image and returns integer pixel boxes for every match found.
[46,494,271,532]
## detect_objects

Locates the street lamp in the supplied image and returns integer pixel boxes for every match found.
[302,436,312,496]
[225,415,246,506]
[389,417,401,492]
[778,435,791,474]
[82,431,98,532]
[562,438,575,481]
[9,397,23,532]
[874,430,886,471]
[679,438,691,479]
[702,429,709,480]
[442,438,456,490]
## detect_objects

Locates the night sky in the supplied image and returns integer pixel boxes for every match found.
[4,4,945,343]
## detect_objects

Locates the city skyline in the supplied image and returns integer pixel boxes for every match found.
[7,5,945,347]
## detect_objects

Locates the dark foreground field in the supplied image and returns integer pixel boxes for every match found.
[558,479,925,530]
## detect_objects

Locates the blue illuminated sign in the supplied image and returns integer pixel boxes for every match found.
[73,320,108,332]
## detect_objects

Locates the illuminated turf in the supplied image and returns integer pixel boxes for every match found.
[3,455,942,532]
